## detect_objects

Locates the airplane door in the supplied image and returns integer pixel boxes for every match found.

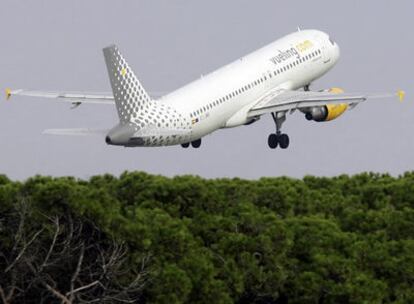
[316,35,331,64]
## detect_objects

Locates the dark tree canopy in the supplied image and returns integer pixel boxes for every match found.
[1,172,414,303]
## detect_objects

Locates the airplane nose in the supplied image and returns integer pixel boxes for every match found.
[332,43,340,63]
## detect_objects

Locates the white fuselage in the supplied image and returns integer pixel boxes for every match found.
[106,29,341,147]
[156,29,340,143]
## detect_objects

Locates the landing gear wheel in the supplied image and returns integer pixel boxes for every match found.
[191,139,202,148]
[181,143,190,148]
[279,134,290,149]
[268,134,278,149]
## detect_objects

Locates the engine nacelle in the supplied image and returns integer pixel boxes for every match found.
[304,88,348,122]
[305,104,348,122]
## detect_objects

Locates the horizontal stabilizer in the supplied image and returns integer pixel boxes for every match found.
[43,128,108,136]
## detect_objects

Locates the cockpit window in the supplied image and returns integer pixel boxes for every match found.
[329,37,335,46]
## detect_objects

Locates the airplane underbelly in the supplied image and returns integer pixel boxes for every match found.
[190,118,219,140]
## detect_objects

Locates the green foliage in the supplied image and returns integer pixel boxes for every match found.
[1,171,414,303]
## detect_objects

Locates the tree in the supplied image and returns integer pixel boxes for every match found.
[0,199,150,304]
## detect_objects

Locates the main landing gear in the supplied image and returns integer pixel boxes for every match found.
[181,139,202,149]
[268,112,290,149]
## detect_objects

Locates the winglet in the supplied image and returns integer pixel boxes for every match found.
[397,90,405,102]
[5,88,12,100]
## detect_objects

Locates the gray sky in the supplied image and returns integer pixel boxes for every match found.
[0,0,413,180]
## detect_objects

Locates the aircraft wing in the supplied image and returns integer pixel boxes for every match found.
[5,88,166,107]
[247,89,404,117]
[6,89,114,107]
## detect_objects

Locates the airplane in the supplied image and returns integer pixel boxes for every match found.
[6,29,404,149]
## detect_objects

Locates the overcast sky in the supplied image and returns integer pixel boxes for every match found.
[0,0,413,180]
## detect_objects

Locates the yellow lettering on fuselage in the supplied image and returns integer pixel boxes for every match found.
[296,40,313,53]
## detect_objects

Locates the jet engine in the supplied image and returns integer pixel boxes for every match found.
[304,88,348,122]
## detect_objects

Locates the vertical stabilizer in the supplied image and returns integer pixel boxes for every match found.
[103,45,151,123]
